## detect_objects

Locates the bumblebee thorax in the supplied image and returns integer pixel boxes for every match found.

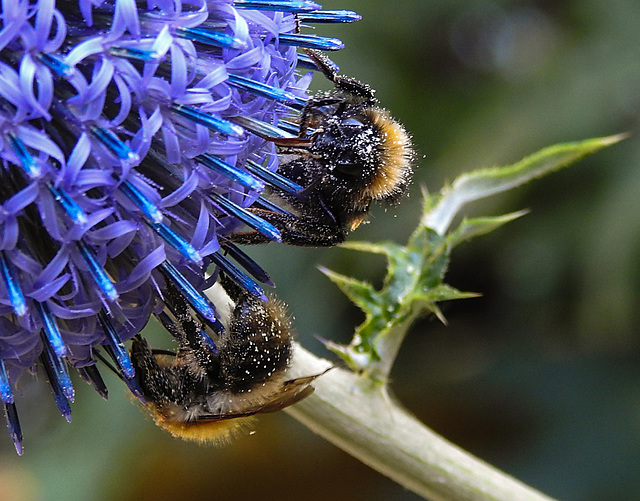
[310,114,382,179]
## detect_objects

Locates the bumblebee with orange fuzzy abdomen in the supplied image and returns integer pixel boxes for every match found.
[130,280,317,443]
[230,48,414,247]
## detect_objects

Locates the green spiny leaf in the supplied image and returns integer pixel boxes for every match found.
[321,133,624,379]
[339,240,399,256]
[413,283,481,304]
[318,266,382,316]
[446,210,529,248]
[423,134,626,235]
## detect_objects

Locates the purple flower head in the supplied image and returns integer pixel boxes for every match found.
[0,0,359,454]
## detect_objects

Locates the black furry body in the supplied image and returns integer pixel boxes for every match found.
[130,281,314,441]
[231,49,413,247]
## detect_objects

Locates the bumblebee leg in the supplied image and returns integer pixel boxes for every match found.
[157,279,221,372]
[226,230,273,246]
[303,48,376,102]
[130,335,183,402]
[228,208,347,247]
[302,48,339,81]
[298,95,341,134]
[304,96,342,108]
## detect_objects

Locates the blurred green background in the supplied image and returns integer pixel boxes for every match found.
[3,1,640,500]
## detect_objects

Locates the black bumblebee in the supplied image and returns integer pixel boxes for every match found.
[130,279,318,443]
[231,48,414,247]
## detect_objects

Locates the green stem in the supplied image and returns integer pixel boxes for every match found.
[286,346,558,501]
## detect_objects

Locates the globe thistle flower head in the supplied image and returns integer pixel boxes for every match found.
[0,0,359,454]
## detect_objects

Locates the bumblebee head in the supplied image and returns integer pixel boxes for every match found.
[311,107,413,211]
[312,114,381,175]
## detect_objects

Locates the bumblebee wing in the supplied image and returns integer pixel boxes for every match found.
[253,375,317,414]
[193,374,323,423]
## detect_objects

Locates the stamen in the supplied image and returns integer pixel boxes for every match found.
[147,221,202,265]
[37,53,73,78]
[6,132,41,180]
[98,312,135,379]
[123,375,146,403]
[77,364,109,400]
[47,183,88,226]
[253,195,294,215]
[36,302,67,358]
[230,116,295,139]
[0,252,28,317]
[201,315,225,337]
[0,358,13,404]
[99,345,146,403]
[199,329,219,355]
[275,119,301,135]
[171,105,245,138]
[3,403,23,455]
[209,191,281,242]
[159,261,221,327]
[244,158,303,194]
[76,241,119,302]
[209,252,266,300]
[222,242,274,286]
[40,340,73,421]
[44,335,75,404]
[156,309,219,353]
[297,10,362,23]
[176,27,246,50]
[277,33,344,51]
[89,125,139,164]
[233,0,321,12]
[119,179,163,224]
[196,154,264,191]
[227,74,306,108]
[109,46,162,63]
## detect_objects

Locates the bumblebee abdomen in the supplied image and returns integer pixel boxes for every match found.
[218,295,293,393]
[153,410,254,444]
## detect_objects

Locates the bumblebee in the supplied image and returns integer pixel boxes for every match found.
[231,48,414,247]
[130,280,318,443]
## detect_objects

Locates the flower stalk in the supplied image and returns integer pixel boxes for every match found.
[285,134,624,501]
[288,347,558,501]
